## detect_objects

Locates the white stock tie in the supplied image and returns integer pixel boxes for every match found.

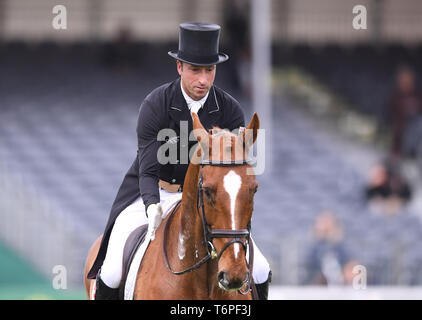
[189,101,202,114]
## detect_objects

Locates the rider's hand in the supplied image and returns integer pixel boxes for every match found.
[146,203,163,241]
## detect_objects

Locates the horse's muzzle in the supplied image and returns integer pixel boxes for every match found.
[218,271,250,291]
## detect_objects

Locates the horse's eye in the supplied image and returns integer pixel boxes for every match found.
[203,187,215,206]
[204,188,212,198]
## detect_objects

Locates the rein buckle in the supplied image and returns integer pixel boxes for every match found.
[207,241,218,259]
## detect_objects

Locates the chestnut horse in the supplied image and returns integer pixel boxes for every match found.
[84,112,260,299]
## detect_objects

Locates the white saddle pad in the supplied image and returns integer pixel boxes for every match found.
[124,192,182,300]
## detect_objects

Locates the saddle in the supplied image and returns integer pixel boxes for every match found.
[119,224,148,300]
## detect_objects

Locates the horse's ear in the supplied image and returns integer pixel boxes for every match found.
[243,112,260,150]
[192,112,210,154]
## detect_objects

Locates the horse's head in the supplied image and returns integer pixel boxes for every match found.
[191,112,260,292]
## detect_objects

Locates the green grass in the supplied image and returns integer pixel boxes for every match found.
[0,285,86,300]
[0,241,86,300]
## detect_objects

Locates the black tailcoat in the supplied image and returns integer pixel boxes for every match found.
[87,78,245,278]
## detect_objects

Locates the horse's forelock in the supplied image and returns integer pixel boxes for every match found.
[206,128,246,162]
[210,126,231,137]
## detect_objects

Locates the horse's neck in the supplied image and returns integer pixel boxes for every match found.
[175,162,216,294]
[179,162,204,257]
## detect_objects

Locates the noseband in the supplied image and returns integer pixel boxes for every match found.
[163,159,255,296]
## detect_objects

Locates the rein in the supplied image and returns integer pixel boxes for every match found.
[162,160,258,298]
[162,200,212,275]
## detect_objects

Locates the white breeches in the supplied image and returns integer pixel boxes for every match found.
[101,189,271,288]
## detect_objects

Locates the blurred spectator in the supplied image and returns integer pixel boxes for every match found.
[365,158,412,215]
[303,211,357,286]
[102,26,136,72]
[388,65,422,158]
[223,0,251,96]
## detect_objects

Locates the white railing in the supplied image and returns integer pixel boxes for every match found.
[269,285,422,300]
[0,160,97,289]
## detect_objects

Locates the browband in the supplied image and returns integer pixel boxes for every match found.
[200,159,256,167]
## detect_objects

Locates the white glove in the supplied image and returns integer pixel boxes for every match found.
[146,203,163,241]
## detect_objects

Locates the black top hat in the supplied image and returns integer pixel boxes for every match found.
[168,22,229,66]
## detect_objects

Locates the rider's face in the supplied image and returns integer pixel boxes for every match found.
[177,61,216,101]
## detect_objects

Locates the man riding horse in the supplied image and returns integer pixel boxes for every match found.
[87,22,272,300]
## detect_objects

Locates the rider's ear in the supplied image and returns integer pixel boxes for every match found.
[243,112,260,151]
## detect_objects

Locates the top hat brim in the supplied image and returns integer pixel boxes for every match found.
[168,50,229,66]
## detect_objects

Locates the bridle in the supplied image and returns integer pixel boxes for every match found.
[197,160,251,261]
[163,159,256,297]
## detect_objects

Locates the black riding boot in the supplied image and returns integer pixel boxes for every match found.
[94,273,119,300]
[255,271,272,300]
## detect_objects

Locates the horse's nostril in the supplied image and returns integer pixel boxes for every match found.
[218,271,226,281]
[218,271,229,286]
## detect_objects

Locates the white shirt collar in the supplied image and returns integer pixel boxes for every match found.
[180,81,209,111]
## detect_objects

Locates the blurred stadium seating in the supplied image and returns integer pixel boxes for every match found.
[1,41,422,290]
